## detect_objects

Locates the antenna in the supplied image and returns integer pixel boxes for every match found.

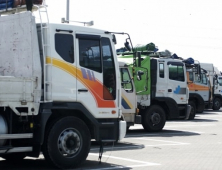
[61,18,94,26]
[61,0,94,26]
[66,0,69,21]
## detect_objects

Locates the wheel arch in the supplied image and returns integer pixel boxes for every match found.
[37,102,100,147]
[189,93,205,112]
[214,94,222,101]
[152,97,179,119]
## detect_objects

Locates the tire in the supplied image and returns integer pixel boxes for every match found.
[213,98,221,110]
[141,105,166,132]
[196,108,204,113]
[42,116,91,169]
[1,153,26,162]
[188,101,196,120]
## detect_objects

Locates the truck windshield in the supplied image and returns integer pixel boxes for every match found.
[169,64,185,82]
[218,77,222,86]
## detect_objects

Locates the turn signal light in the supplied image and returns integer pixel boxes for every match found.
[112,110,116,114]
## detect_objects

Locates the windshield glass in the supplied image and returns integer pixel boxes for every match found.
[218,77,222,86]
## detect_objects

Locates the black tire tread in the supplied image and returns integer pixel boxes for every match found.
[42,116,91,169]
[188,101,196,120]
[142,105,166,132]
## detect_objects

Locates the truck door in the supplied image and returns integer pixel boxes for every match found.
[156,62,168,97]
[76,34,118,118]
[52,31,76,101]
[187,71,196,94]
[167,62,187,104]
[120,67,136,115]
[194,72,209,101]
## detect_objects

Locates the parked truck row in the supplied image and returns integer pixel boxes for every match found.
[0,1,221,169]
[117,43,222,130]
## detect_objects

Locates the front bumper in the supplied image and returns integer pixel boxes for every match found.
[119,120,126,140]
[185,104,191,120]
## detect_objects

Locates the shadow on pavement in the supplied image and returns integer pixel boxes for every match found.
[199,109,222,113]
[76,160,132,170]
[126,128,201,138]
[0,156,132,170]
[0,158,52,170]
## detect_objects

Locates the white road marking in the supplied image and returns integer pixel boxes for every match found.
[165,124,215,128]
[129,138,189,144]
[145,143,189,147]
[91,138,190,151]
[88,153,160,170]
[90,145,143,151]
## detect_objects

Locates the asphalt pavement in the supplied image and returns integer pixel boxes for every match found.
[1,109,222,170]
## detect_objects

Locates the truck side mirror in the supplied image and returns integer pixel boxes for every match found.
[137,70,144,81]
[112,34,117,44]
[124,40,131,52]
[137,52,141,67]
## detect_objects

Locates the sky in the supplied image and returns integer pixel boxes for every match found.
[39,0,222,71]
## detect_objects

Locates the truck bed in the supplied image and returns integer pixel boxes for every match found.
[0,12,41,113]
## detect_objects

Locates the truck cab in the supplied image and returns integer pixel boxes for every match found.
[119,61,141,129]
[187,67,212,116]
[200,64,222,110]
[0,8,126,169]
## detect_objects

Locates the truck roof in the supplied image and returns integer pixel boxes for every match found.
[48,23,109,36]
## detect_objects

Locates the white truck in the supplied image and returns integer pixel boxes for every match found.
[118,43,191,132]
[0,8,126,169]
[200,63,222,110]
[119,61,141,129]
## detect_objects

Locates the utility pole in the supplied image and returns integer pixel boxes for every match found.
[66,0,69,22]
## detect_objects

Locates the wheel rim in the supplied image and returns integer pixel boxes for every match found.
[151,112,161,125]
[214,100,220,108]
[58,128,81,157]
[190,106,194,115]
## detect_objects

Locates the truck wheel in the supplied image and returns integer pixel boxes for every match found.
[1,153,26,162]
[142,105,166,132]
[127,126,130,131]
[213,98,221,110]
[188,101,196,120]
[42,116,91,169]
[196,102,204,113]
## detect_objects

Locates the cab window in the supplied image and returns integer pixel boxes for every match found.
[55,33,74,63]
[169,64,185,82]
[120,68,133,92]
[101,38,116,100]
[79,39,101,72]
[159,63,164,78]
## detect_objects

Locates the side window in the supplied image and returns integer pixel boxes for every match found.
[189,72,193,81]
[55,33,74,63]
[169,64,185,82]
[202,74,207,84]
[218,78,222,86]
[79,39,101,72]
[159,63,164,78]
[201,73,207,85]
[194,74,199,82]
[101,38,116,100]
[120,68,133,92]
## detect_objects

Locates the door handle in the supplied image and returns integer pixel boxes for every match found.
[168,89,172,92]
[78,89,88,92]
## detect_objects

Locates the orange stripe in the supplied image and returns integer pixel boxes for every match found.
[47,57,116,108]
